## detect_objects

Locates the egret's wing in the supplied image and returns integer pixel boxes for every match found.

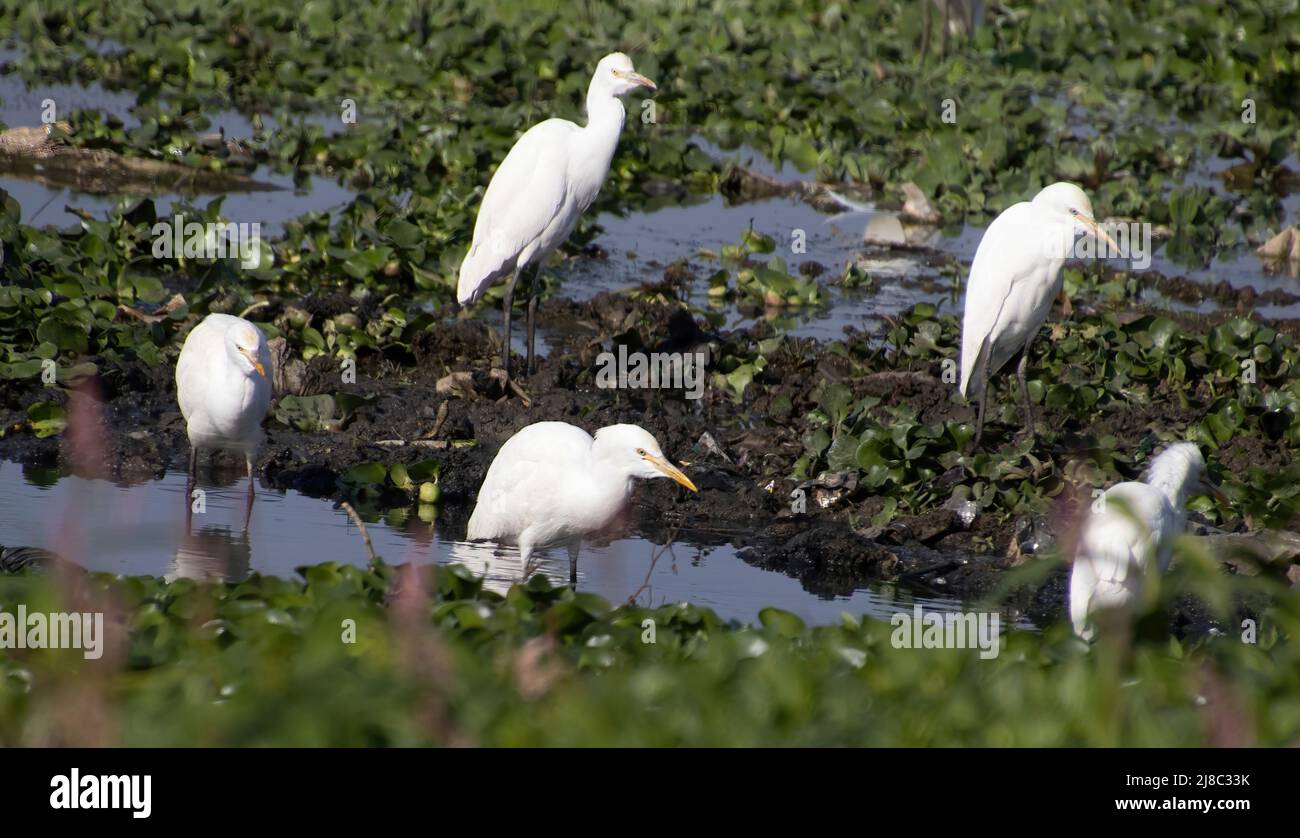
[176,315,273,431]
[959,201,1052,396]
[467,422,595,541]
[457,119,578,304]
[175,315,231,421]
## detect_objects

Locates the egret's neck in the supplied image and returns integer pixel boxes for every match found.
[1145,459,1194,510]
[588,449,635,494]
[577,454,635,531]
[582,89,626,160]
[223,342,258,389]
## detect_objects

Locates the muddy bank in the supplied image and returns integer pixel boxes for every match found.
[0,279,1294,632]
[0,123,277,194]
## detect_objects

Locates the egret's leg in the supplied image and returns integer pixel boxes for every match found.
[501,266,523,376]
[970,343,991,449]
[525,264,539,378]
[1017,349,1035,438]
[186,445,198,531]
[243,452,255,532]
[567,542,580,588]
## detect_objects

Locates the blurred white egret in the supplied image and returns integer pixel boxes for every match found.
[457,53,657,378]
[1070,442,1226,640]
[466,421,696,584]
[175,313,273,528]
[959,182,1119,445]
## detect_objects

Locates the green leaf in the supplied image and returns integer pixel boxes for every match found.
[27,402,67,438]
[342,462,388,485]
[758,607,806,637]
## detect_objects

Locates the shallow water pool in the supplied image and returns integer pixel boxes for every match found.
[0,460,979,627]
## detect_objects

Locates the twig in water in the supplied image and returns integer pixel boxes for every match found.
[628,529,679,606]
[340,500,379,568]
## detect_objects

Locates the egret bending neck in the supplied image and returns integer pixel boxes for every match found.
[1146,459,1194,509]
[583,454,637,527]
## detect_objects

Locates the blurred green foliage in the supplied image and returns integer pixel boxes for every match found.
[1,552,1297,746]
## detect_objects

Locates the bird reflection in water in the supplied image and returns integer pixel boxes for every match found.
[183,462,259,540]
[447,501,640,595]
[167,524,251,583]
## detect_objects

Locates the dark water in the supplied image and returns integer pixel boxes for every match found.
[0,462,977,627]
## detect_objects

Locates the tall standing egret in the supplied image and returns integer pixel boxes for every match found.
[1069,442,1226,640]
[175,312,273,529]
[466,421,697,584]
[959,182,1119,446]
[457,53,657,378]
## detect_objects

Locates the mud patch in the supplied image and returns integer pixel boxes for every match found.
[1,278,1293,635]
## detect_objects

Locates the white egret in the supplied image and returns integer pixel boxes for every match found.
[175,312,273,528]
[466,421,697,584]
[1069,442,1226,640]
[457,53,658,378]
[959,181,1119,446]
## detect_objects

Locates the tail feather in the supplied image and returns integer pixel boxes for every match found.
[457,243,513,306]
[959,337,988,399]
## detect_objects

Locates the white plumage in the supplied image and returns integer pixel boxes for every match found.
[175,313,273,523]
[1069,442,1222,639]
[959,181,1118,445]
[457,52,657,376]
[466,421,696,583]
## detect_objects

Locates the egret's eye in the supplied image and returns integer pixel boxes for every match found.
[635,448,647,457]
[1069,208,1079,216]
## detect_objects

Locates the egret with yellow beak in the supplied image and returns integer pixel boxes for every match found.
[959,182,1120,446]
[457,52,658,380]
[175,312,273,528]
[466,421,697,585]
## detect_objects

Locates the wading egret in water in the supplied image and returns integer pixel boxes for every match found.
[457,53,657,379]
[175,313,273,529]
[466,422,697,584]
[959,181,1119,446]
[1070,442,1226,640]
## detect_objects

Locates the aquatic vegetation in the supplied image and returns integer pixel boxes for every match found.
[792,300,1300,525]
[0,0,1296,389]
[1,0,1299,748]
[702,229,824,309]
[340,458,441,510]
